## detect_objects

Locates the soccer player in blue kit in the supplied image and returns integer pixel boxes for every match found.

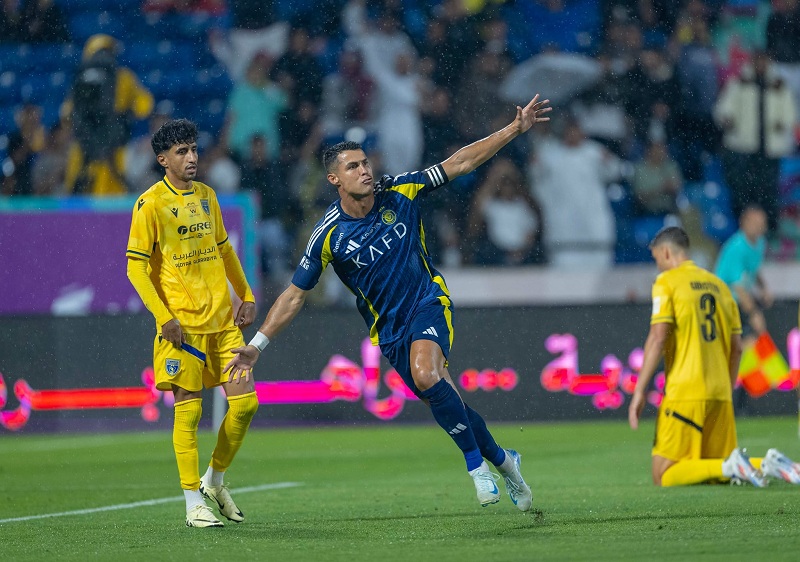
[225,94,551,510]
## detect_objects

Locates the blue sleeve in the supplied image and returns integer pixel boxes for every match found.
[389,164,449,201]
[291,220,337,291]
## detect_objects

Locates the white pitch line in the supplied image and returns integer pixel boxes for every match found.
[0,482,302,524]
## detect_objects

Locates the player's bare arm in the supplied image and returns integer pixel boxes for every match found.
[441,94,551,180]
[224,283,309,380]
[628,322,670,430]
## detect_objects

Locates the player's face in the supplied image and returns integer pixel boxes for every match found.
[159,142,198,182]
[328,150,373,198]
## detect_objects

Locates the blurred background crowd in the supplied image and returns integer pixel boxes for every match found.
[2,0,800,287]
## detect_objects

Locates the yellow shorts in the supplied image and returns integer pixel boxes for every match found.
[152,325,246,392]
[652,399,737,462]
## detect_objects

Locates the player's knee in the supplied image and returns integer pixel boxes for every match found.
[412,369,441,392]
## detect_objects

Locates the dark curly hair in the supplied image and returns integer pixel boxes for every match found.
[151,118,198,156]
[322,141,362,173]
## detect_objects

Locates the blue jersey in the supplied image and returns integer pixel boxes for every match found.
[292,165,451,345]
[714,230,765,301]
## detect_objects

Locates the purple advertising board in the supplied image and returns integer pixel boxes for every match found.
[0,195,258,316]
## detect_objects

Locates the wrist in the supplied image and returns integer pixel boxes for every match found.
[248,331,269,352]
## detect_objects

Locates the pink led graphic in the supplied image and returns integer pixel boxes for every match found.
[539,333,666,411]
[0,338,516,431]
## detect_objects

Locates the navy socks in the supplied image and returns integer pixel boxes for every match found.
[465,404,506,467]
[421,379,482,471]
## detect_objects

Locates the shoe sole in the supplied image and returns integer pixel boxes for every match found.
[186,520,224,528]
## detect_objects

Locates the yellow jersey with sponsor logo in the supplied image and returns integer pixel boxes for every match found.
[126,177,234,333]
[650,260,742,401]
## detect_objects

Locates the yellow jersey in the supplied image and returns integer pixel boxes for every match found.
[650,260,742,401]
[126,177,241,333]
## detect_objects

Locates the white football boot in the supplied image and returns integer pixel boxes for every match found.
[760,448,800,484]
[722,448,767,487]
[499,449,533,512]
[185,503,224,528]
[200,479,245,523]
[469,461,501,507]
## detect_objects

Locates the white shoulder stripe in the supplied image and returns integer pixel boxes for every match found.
[426,166,444,187]
[306,211,340,255]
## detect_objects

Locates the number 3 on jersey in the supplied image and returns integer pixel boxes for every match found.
[699,293,717,342]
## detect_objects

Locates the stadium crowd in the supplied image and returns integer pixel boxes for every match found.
[2,0,800,283]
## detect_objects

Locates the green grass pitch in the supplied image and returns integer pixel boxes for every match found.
[2,417,799,561]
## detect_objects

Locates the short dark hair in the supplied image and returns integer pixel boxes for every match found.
[322,141,362,173]
[151,118,198,156]
[650,226,690,250]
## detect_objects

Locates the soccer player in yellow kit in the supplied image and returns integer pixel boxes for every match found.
[629,226,800,487]
[126,119,259,527]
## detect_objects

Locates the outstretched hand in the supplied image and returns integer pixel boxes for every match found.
[513,94,551,135]
[223,344,260,383]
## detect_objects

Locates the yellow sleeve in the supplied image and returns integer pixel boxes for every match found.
[220,243,255,303]
[126,195,156,259]
[210,189,254,303]
[210,189,229,246]
[650,275,674,324]
[127,257,173,327]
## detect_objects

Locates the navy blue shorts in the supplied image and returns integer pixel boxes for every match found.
[380,297,454,397]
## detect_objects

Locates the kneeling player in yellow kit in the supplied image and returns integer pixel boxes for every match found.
[629,227,800,487]
[126,119,259,527]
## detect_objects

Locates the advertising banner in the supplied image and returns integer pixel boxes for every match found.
[0,195,258,316]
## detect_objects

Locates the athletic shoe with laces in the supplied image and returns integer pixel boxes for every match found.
[469,461,501,507]
[722,447,767,487]
[185,503,224,528]
[200,479,244,522]
[501,449,533,512]
[761,448,800,484]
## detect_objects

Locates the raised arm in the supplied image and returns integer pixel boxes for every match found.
[223,283,309,380]
[441,94,551,180]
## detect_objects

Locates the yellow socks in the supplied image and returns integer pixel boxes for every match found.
[210,392,258,473]
[173,398,202,490]
[661,460,724,487]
